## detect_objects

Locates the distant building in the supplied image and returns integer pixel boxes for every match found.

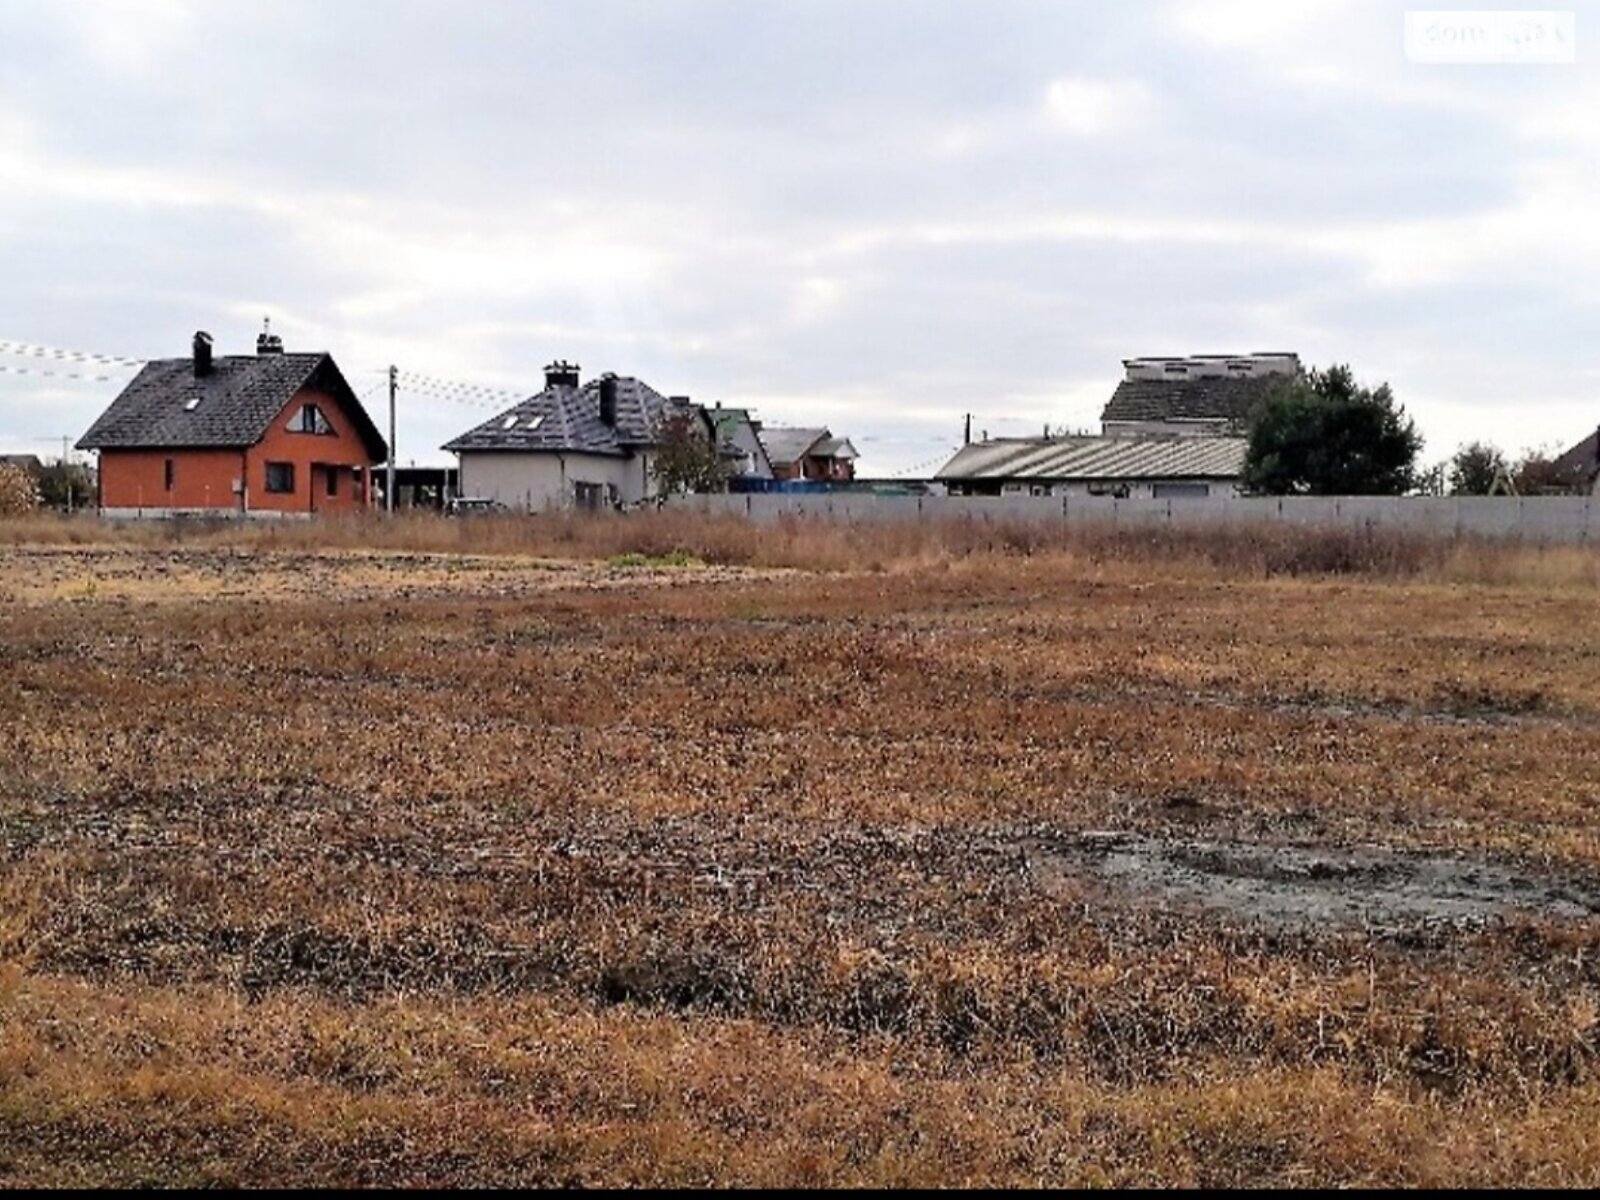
[443,361,709,511]
[76,330,387,518]
[758,427,858,482]
[1545,426,1600,495]
[1100,353,1300,436]
[0,454,43,476]
[707,405,773,481]
[935,434,1248,499]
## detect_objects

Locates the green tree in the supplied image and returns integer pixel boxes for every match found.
[1243,364,1422,496]
[649,409,728,496]
[35,462,94,510]
[1511,445,1583,496]
[1447,442,1508,496]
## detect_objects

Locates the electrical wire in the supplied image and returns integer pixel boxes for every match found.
[0,340,146,368]
[890,447,962,478]
[0,363,129,385]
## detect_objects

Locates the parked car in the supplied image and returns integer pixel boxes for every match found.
[444,496,506,517]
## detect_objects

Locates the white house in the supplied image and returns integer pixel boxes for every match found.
[443,361,705,511]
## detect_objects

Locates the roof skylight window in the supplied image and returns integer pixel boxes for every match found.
[502,416,519,430]
[183,397,201,412]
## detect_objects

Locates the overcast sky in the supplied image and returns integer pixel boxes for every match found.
[0,0,1595,473]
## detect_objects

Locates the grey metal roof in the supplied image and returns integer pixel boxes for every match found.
[442,375,685,456]
[935,435,1249,482]
[814,436,858,460]
[757,426,829,467]
[1100,374,1286,428]
[76,353,387,460]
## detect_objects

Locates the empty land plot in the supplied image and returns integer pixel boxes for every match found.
[3,534,1600,1187]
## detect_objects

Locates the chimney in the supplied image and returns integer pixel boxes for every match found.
[192,331,214,377]
[544,360,580,389]
[256,316,284,355]
[599,373,620,427]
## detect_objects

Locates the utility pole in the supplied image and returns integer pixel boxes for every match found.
[387,365,397,514]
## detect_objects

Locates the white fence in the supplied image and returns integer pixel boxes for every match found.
[665,493,1600,544]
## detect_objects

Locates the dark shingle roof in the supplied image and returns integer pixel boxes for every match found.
[442,376,685,455]
[1100,374,1287,429]
[1550,428,1600,487]
[76,353,387,459]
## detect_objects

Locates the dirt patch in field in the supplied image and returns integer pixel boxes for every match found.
[1027,831,1600,931]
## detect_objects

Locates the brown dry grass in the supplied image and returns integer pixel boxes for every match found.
[3,527,1600,1186]
[4,508,1599,586]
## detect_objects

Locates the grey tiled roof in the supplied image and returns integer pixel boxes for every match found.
[757,426,829,468]
[1551,428,1600,485]
[935,435,1248,482]
[443,376,686,455]
[1100,375,1286,429]
[77,354,387,459]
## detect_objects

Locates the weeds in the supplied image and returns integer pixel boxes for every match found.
[3,541,1600,1185]
[1,510,1595,587]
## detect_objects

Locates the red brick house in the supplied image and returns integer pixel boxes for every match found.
[77,331,387,517]
[757,426,859,482]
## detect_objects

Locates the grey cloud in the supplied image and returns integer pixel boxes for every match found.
[0,0,1594,473]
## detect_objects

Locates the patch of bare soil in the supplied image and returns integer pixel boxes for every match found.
[1028,831,1600,931]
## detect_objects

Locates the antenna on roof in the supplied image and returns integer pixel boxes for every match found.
[256,315,284,356]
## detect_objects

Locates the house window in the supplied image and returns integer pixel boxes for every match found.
[164,458,174,491]
[326,467,339,498]
[351,466,365,500]
[574,481,604,511]
[265,462,295,494]
[294,403,334,435]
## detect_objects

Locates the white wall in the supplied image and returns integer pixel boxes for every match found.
[666,493,1600,544]
[460,451,660,511]
[722,420,773,480]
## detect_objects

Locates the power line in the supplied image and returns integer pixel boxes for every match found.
[0,363,128,385]
[889,447,961,478]
[0,340,146,368]
[395,369,527,403]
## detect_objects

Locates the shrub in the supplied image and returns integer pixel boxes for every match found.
[0,463,40,516]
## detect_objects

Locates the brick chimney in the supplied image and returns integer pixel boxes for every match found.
[192,331,214,377]
[544,360,580,389]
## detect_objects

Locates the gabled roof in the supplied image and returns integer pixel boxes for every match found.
[442,375,685,456]
[758,426,829,468]
[935,435,1249,482]
[1550,428,1600,486]
[814,435,858,460]
[1100,374,1286,429]
[76,353,387,460]
[1,453,43,473]
[710,406,754,436]
[708,407,773,474]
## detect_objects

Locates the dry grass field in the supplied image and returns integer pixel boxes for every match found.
[3,514,1600,1186]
